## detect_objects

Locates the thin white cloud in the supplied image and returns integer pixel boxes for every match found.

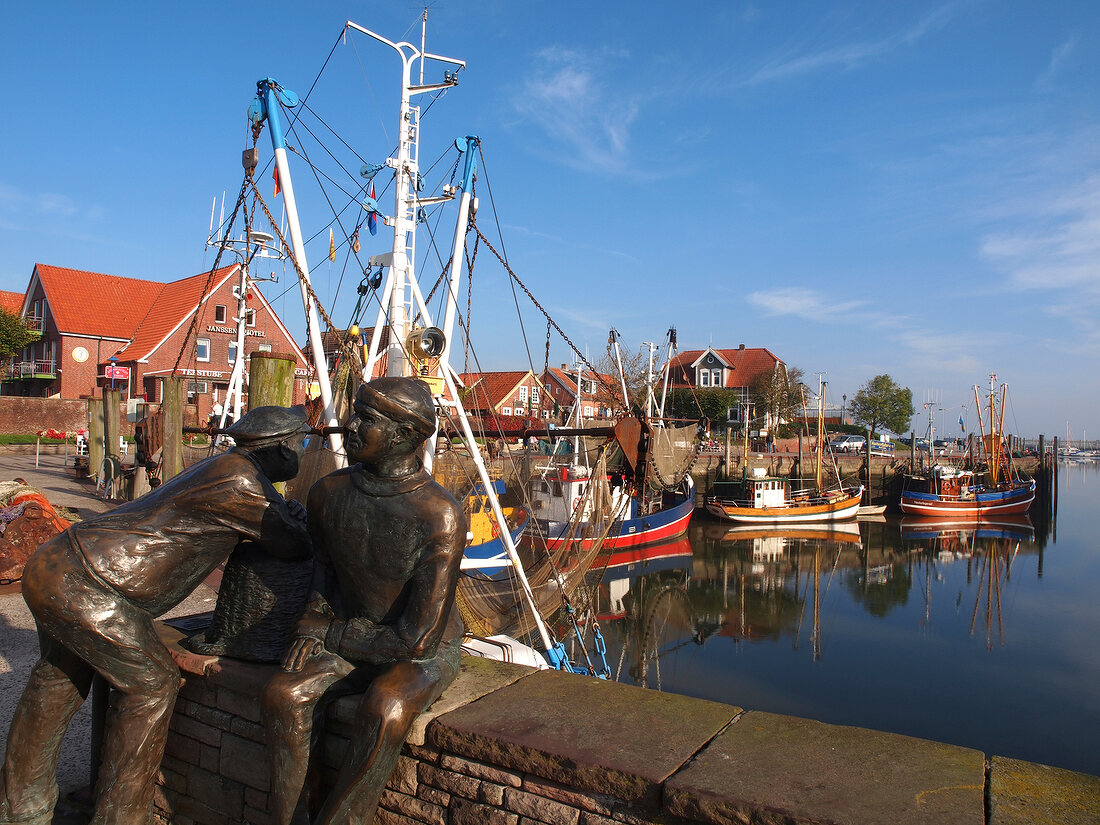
[742,3,962,86]
[0,182,92,221]
[513,47,647,177]
[747,287,864,320]
[1036,35,1077,90]
[980,175,1100,296]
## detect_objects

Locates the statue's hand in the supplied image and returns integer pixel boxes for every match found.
[286,498,307,523]
[283,636,323,672]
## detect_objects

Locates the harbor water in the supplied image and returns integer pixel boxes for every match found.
[579,460,1099,777]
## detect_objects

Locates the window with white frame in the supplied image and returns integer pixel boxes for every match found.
[584,406,593,417]
[700,370,710,387]
[531,387,540,405]
[215,304,227,323]
[711,369,721,386]
[502,407,512,416]
[228,342,238,364]
[196,338,211,362]
[257,343,272,353]
[246,309,256,327]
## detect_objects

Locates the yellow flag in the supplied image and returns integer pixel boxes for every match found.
[329,228,336,262]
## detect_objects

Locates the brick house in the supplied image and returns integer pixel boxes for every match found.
[540,364,620,422]
[1,263,311,419]
[665,344,788,426]
[457,370,554,422]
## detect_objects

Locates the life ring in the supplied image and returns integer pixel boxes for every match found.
[572,496,583,512]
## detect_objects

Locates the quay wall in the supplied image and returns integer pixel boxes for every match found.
[151,624,1098,825]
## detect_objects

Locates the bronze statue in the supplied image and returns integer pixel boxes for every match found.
[262,377,466,825]
[0,406,312,825]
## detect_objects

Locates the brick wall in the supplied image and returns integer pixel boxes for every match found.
[0,397,201,435]
[0,397,88,434]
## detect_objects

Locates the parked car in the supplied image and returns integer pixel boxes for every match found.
[829,435,866,453]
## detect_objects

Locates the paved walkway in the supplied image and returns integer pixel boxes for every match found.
[0,451,219,824]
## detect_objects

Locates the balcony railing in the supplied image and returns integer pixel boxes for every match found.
[22,314,44,333]
[4,359,57,379]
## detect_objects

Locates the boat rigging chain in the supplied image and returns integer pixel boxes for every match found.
[172,175,251,379]
[245,170,366,375]
[469,222,627,417]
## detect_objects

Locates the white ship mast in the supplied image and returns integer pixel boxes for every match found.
[345,19,569,668]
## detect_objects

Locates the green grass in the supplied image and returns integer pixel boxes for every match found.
[0,434,136,444]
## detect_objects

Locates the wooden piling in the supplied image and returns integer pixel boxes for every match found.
[161,377,185,481]
[102,388,121,498]
[247,351,297,409]
[249,352,299,496]
[88,397,104,482]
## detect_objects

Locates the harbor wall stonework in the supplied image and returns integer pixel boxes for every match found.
[150,624,1099,825]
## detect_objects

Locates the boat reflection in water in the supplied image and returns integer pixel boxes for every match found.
[580,522,873,690]
[899,514,1035,649]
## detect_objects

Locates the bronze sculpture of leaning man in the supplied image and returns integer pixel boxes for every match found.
[262,376,466,825]
[0,405,312,825]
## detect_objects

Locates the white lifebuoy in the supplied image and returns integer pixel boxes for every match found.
[572,496,582,512]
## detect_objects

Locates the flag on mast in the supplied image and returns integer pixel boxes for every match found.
[273,166,281,198]
[329,228,336,262]
[367,181,378,236]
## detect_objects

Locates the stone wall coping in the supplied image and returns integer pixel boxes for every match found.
[153,621,1100,825]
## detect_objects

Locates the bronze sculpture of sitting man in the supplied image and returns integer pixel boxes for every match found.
[262,376,466,825]
[0,405,312,825]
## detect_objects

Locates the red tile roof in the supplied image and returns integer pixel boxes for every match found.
[33,264,166,340]
[667,346,782,389]
[116,266,239,361]
[0,290,24,315]
[458,371,531,410]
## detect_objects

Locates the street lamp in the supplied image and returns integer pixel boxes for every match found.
[842,394,846,426]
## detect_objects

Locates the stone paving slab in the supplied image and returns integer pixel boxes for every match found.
[664,710,985,825]
[429,668,739,806]
[989,756,1100,825]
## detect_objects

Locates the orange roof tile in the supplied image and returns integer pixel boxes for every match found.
[458,371,531,410]
[33,264,166,340]
[117,266,238,361]
[0,290,24,315]
[667,346,782,389]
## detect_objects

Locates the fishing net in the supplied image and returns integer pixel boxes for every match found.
[456,451,618,640]
[648,422,700,489]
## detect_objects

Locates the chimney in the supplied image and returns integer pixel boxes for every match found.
[561,364,568,370]
[739,343,746,350]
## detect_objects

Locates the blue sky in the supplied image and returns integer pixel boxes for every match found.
[1,2,1098,439]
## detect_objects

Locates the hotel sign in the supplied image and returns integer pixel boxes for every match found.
[206,325,265,337]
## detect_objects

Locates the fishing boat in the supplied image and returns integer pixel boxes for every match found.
[528,329,699,551]
[460,481,531,581]
[900,374,1034,518]
[705,378,862,523]
[529,451,696,551]
[705,470,863,523]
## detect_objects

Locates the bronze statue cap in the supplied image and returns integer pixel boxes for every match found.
[227,405,309,443]
[355,378,435,437]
